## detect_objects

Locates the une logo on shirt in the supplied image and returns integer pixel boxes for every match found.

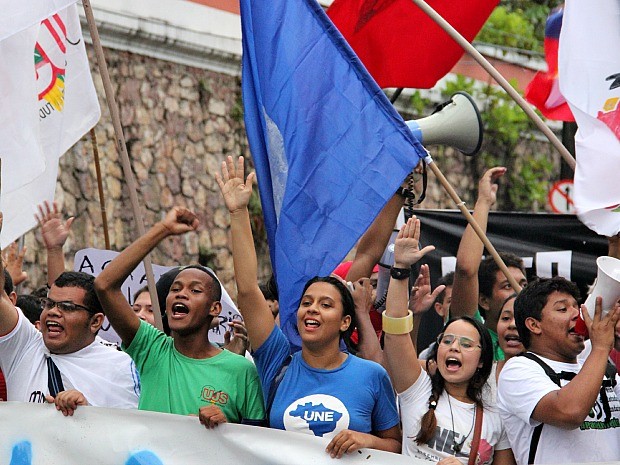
[200,386,229,405]
[283,394,350,438]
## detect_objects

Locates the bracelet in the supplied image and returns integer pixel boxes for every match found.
[390,266,411,280]
[382,310,414,335]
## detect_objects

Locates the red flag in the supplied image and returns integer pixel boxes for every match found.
[327,0,498,89]
[524,7,574,122]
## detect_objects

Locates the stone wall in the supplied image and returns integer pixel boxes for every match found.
[21,46,270,297]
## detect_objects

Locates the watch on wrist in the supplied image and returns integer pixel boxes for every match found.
[390,266,411,280]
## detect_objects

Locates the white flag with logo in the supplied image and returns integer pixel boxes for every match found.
[559,0,620,236]
[0,3,100,245]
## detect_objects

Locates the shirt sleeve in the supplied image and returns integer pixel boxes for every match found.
[371,366,400,431]
[122,320,169,374]
[497,357,561,427]
[0,308,39,377]
[252,326,291,406]
[494,419,512,450]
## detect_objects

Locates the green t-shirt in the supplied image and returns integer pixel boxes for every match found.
[473,309,504,362]
[124,321,265,422]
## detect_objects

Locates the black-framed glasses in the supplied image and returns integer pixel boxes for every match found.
[437,333,481,352]
[41,297,92,314]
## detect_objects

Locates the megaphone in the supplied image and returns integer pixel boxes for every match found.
[406,92,483,156]
[583,256,620,319]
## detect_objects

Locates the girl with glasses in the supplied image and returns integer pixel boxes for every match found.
[382,217,515,465]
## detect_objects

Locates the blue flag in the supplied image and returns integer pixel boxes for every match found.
[240,0,426,348]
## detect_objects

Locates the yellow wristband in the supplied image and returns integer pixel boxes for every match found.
[382,310,414,335]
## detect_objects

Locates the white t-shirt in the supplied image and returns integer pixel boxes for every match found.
[497,353,620,465]
[399,370,510,465]
[0,308,140,408]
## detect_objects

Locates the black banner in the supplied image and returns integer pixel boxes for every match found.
[414,209,607,351]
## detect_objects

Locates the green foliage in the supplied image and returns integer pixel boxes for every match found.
[440,75,553,211]
[477,7,539,51]
[409,91,433,116]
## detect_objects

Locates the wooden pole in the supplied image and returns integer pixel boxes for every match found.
[410,0,576,171]
[427,159,523,294]
[82,0,164,331]
[89,128,110,250]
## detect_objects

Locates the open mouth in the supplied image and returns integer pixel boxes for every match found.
[445,357,462,372]
[303,318,320,330]
[568,327,585,341]
[171,303,190,318]
[45,321,64,334]
[504,334,522,347]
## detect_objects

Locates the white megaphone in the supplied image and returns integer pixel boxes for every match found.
[406,92,483,156]
[583,256,620,319]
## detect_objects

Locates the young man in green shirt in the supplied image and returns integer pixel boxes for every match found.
[95,207,264,427]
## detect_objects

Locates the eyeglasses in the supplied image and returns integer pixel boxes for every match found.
[437,333,481,352]
[41,297,92,314]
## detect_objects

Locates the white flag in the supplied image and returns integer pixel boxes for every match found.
[559,0,620,236]
[0,0,77,41]
[0,4,100,245]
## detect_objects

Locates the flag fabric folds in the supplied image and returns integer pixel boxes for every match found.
[240,0,426,346]
[0,0,75,41]
[525,6,574,122]
[327,0,498,89]
[0,3,100,245]
[559,0,620,236]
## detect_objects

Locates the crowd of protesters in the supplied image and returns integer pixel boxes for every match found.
[0,157,618,465]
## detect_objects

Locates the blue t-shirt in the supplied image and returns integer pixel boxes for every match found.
[253,326,399,438]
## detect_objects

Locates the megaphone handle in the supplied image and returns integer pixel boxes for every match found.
[427,161,523,294]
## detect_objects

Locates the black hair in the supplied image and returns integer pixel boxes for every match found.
[53,271,103,314]
[260,274,279,301]
[478,252,525,299]
[133,286,149,304]
[299,276,356,352]
[416,316,493,445]
[3,270,14,296]
[434,271,454,307]
[514,276,581,349]
[17,294,43,324]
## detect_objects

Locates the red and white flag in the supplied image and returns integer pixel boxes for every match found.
[0,3,100,244]
[559,0,620,236]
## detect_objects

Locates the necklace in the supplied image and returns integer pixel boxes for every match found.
[446,393,475,454]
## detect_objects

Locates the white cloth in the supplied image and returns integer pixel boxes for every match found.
[398,370,510,465]
[497,353,620,465]
[0,308,139,407]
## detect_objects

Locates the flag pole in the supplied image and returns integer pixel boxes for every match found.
[89,128,110,250]
[81,0,164,331]
[427,158,523,294]
[410,0,576,171]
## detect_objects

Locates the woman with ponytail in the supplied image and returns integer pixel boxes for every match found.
[217,157,401,459]
[383,217,515,465]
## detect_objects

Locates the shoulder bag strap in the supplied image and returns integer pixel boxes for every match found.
[468,405,483,465]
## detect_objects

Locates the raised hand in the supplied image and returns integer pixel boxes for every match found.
[160,207,199,236]
[35,201,74,250]
[477,166,506,207]
[215,156,256,213]
[393,217,435,268]
[583,296,620,353]
[2,242,28,285]
[409,264,445,315]
[351,278,374,316]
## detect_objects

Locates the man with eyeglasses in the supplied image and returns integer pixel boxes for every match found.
[0,260,140,414]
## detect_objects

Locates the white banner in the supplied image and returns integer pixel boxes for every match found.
[74,248,241,345]
[0,0,76,41]
[0,402,417,465]
[0,4,100,245]
[559,0,620,236]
